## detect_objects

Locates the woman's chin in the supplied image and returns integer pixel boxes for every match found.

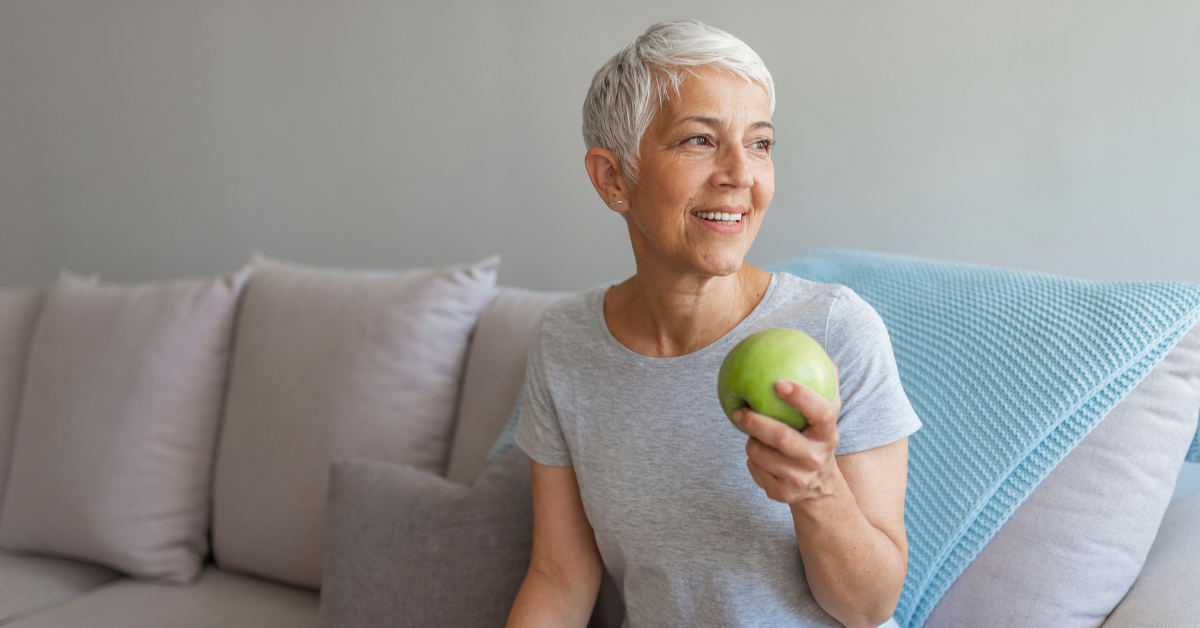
[688,253,746,278]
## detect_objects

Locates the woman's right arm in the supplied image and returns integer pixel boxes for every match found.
[506,459,604,627]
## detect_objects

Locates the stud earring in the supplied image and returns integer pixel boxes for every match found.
[605,199,623,205]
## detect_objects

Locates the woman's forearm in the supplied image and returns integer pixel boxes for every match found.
[505,564,600,628]
[789,469,907,628]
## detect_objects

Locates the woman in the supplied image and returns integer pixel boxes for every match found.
[506,20,920,628]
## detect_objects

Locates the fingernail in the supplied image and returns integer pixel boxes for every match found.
[776,380,795,395]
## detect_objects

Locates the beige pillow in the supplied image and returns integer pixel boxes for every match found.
[211,255,498,589]
[0,268,252,584]
[0,287,45,513]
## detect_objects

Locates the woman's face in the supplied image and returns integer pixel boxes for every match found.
[623,67,775,279]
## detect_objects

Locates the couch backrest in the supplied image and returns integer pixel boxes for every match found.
[0,288,45,513]
[445,287,572,485]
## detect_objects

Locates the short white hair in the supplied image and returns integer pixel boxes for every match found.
[582,20,775,187]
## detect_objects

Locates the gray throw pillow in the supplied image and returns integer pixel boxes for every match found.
[320,449,625,628]
[320,449,534,628]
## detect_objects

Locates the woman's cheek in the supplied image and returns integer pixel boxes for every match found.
[754,170,775,207]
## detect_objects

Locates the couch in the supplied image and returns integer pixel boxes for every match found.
[0,251,1196,628]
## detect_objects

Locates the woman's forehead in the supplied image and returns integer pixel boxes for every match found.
[658,71,772,130]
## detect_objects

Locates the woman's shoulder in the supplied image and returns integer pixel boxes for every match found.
[771,271,881,309]
[766,272,886,339]
[529,284,610,347]
[766,271,849,314]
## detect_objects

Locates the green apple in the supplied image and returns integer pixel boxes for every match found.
[717,327,837,432]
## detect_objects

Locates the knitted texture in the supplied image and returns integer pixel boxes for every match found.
[766,249,1200,627]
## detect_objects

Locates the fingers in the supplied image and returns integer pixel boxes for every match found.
[737,406,837,505]
[745,457,788,502]
[773,378,841,445]
[738,366,844,505]
[746,435,820,477]
[735,408,810,461]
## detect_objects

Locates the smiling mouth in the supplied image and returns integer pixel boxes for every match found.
[692,211,744,226]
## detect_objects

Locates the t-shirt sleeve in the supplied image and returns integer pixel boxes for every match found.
[513,325,573,467]
[824,286,922,455]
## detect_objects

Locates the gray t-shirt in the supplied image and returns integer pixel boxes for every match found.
[514,272,921,628]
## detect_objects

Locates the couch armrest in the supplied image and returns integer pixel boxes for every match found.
[1102,492,1200,628]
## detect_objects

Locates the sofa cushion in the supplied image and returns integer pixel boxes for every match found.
[1100,493,1200,628]
[212,255,498,590]
[445,288,570,484]
[925,322,1200,628]
[0,269,251,584]
[320,448,533,628]
[0,551,119,623]
[3,566,318,628]
[0,287,44,513]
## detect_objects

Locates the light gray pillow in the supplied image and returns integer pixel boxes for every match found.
[320,448,535,628]
[925,322,1200,627]
[0,268,252,584]
[0,287,45,514]
[212,255,498,590]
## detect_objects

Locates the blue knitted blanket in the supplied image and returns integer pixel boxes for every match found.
[766,250,1200,627]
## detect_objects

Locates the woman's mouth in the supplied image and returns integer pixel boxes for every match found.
[691,211,743,226]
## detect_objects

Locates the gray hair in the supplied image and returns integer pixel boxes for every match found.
[582,20,775,187]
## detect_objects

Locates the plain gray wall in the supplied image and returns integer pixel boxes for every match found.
[1,0,1198,496]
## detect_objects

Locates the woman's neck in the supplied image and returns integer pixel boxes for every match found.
[604,263,772,358]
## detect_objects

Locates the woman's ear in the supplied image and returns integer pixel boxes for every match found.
[584,147,629,212]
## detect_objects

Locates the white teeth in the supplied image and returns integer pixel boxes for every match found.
[693,211,743,223]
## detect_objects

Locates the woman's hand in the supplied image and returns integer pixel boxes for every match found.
[734,369,909,628]
[734,375,842,505]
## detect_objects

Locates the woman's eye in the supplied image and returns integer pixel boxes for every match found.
[753,139,774,151]
[685,135,712,147]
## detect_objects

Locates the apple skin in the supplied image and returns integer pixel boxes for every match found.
[718,327,837,433]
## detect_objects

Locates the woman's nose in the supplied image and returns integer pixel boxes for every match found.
[715,146,755,189]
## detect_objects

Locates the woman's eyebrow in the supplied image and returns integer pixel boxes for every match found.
[678,115,722,128]
[676,116,774,132]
